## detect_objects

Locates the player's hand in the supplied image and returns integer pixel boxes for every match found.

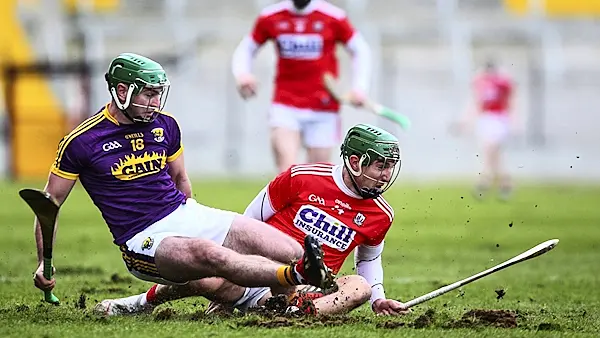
[347,90,366,107]
[372,298,411,316]
[235,73,257,100]
[33,262,55,291]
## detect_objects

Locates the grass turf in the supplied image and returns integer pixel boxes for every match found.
[0,179,598,337]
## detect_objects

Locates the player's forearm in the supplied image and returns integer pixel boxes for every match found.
[232,36,259,77]
[34,217,58,264]
[34,219,44,263]
[355,243,386,304]
[35,174,70,264]
[345,33,372,93]
[175,174,192,199]
[357,257,386,304]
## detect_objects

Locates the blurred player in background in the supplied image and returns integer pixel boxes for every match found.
[457,59,517,200]
[231,0,371,172]
[99,124,410,317]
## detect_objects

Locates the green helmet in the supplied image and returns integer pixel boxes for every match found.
[341,123,401,198]
[105,53,170,123]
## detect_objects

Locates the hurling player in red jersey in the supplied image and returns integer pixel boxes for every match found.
[457,60,518,200]
[232,0,371,173]
[96,124,410,317]
[235,123,409,316]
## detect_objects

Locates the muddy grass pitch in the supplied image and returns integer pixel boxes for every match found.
[1,181,599,337]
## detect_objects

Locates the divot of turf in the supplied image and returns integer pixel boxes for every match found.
[445,309,517,329]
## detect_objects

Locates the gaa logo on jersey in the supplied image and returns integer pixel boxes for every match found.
[293,205,356,251]
[102,141,122,152]
[277,34,323,60]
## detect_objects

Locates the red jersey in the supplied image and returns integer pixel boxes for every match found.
[266,163,395,274]
[473,72,513,114]
[250,0,356,112]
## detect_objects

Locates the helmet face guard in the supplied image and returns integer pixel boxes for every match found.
[105,53,170,124]
[341,124,402,199]
[344,146,401,198]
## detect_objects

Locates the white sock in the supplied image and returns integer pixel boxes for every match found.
[234,287,271,312]
[139,292,149,307]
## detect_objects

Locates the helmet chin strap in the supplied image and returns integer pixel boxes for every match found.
[111,85,135,110]
[110,84,158,123]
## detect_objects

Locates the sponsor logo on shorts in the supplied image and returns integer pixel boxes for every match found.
[293,205,356,251]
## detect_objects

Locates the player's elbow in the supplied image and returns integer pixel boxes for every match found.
[347,33,371,56]
[45,173,76,205]
[231,36,258,76]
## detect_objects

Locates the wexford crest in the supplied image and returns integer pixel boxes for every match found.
[151,128,164,143]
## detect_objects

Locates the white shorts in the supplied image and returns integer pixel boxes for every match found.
[120,198,237,285]
[269,103,341,148]
[477,113,510,145]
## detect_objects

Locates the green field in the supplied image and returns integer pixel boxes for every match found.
[1,179,599,337]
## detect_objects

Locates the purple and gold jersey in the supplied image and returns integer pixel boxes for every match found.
[50,104,187,245]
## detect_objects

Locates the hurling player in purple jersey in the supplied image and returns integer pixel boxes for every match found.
[32,53,335,312]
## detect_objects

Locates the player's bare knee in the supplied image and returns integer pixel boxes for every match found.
[339,275,372,305]
[202,245,233,276]
[355,276,372,304]
[181,239,231,276]
[154,238,220,281]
